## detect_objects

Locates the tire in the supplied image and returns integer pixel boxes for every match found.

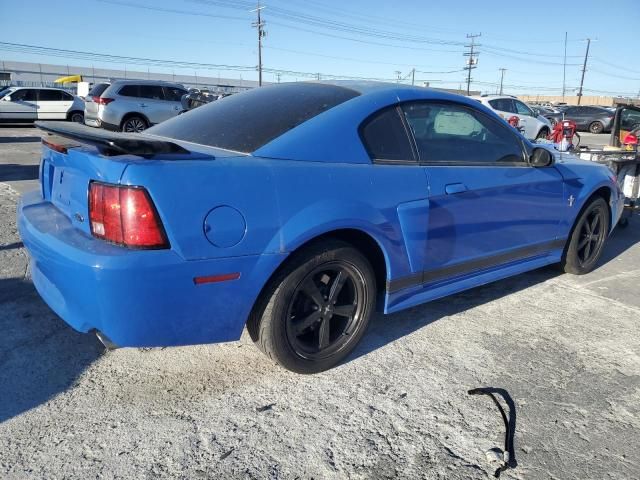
[69,111,84,123]
[121,116,148,133]
[589,121,604,134]
[248,239,376,374]
[536,128,549,140]
[560,197,610,275]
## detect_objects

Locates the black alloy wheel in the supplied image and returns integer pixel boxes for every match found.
[285,262,365,361]
[561,197,610,274]
[575,204,607,268]
[248,239,376,374]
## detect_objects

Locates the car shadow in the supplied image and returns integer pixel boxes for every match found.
[0,277,103,423]
[0,164,39,182]
[349,219,640,363]
[596,213,640,268]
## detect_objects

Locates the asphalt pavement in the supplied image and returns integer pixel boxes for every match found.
[0,125,639,479]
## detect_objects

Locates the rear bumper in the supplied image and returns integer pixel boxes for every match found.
[18,190,285,347]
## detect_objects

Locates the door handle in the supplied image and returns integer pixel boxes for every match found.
[139,103,147,108]
[445,183,468,195]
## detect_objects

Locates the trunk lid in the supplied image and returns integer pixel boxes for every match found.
[41,141,130,235]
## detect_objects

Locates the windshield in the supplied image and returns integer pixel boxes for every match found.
[147,83,360,153]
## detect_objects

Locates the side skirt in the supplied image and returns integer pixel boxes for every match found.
[385,247,564,314]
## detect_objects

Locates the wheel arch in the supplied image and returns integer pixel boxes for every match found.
[247,227,390,337]
[119,112,151,129]
[566,185,613,248]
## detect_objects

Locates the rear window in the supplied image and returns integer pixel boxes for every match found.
[146,83,360,153]
[89,83,110,97]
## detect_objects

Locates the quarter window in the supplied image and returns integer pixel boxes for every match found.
[401,102,525,164]
[360,106,415,162]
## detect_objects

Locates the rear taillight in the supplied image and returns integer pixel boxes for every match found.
[92,96,115,105]
[623,133,638,145]
[88,182,169,249]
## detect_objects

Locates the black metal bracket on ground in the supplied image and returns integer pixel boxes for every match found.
[468,387,517,478]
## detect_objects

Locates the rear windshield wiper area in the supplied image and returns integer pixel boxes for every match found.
[35,121,192,158]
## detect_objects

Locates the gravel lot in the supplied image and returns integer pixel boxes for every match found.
[1,126,639,479]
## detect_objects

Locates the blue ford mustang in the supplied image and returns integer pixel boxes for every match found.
[19,82,623,373]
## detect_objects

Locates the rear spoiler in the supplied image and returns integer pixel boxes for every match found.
[35,121,191,157]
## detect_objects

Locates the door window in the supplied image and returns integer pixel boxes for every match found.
[514,101,535,117]
[38,90,64,101]
[11,89,38,102]
[359,106,415,162]
[61,91,74,101]
[401,102,525,164]
[118,85,141,97]
[489,98,515,113]
[139,85,165,100]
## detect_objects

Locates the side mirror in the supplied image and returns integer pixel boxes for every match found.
[530,147,554,167]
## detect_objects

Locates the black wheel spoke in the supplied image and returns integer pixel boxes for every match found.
[578,236,589,249]
[327,270,347,304]
[318,318,331,349]
[583,240,592,261]
[293,310,322,335]
[301,278,325,308]
[333,304,356,318]
[590,214,600,234]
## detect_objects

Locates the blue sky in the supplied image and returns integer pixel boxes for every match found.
[1,0,639,96]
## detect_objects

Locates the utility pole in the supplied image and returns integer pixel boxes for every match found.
[577,38,591,105]
[562,31,567,102]
[498,68,506,95]
[394,70,402,83]
[411,68,415,86]
[463,33,481,95]
[276,72,281,83]
[251,2,266,87]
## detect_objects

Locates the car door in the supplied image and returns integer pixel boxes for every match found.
[563,107,586,129]
[0,88,38,121]
[513,99,538,139]
[400,101,565,284]
[37,89,74,119]
[138,85,176,124]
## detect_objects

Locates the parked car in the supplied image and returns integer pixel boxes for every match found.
[471,94,552,140]
[0,87,84,123]
[84,80,188,132]
[546,106,614,133]
[21,82,623,373]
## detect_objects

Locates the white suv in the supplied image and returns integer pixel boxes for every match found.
[472,95,552,140]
